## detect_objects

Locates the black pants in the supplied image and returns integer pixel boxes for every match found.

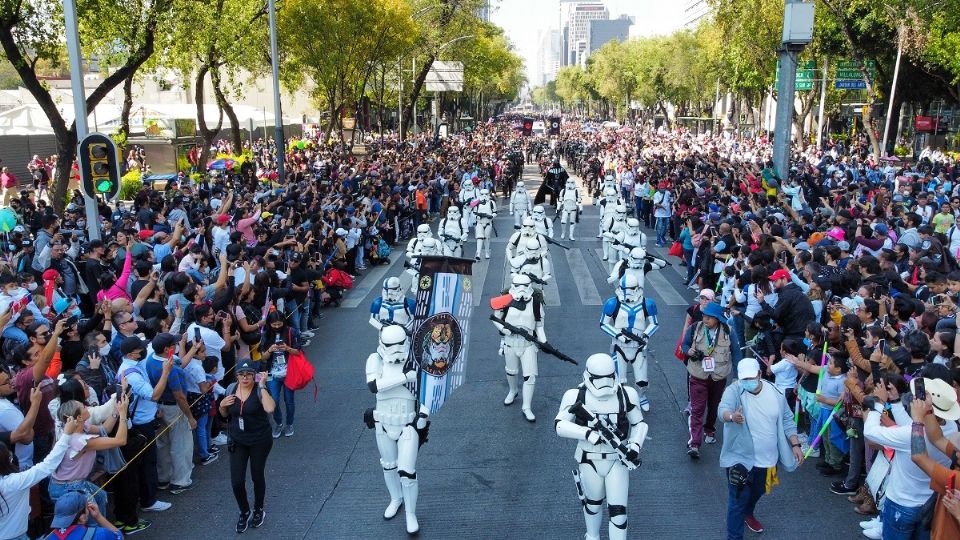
[115,423,157,525]
[230,438,273,514]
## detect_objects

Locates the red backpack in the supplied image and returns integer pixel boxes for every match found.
[284,329,318,398]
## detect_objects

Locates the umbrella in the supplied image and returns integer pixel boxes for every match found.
[879,155,901,162]
[207,158,237,170]
[618,126,635,133]
[581,126,597,133]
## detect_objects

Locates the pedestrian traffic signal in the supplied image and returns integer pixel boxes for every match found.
[78,133,120,200]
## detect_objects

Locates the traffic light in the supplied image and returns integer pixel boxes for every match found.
[78,133,120,200]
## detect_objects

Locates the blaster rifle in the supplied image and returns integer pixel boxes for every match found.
[489,314,577,365]
[645,254,672,267]
[568,402,642,470]
[619,328,648,350]
[381,319,412,336]
[544,236,571,250]
[520,272,548,286]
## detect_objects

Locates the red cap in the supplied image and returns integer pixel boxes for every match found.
[770,269,791,281]
[217,214,230,225]
[42,269,59,281]
[138,230,154,241]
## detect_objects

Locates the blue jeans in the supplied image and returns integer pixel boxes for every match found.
[195,412,210,458]
[49,478,108,518]
[287,299,307,333]
[266,377,295,426]
[882,498,929,540]
[726,466,767,540]
[655,216,669,245]
[683,249,695,283]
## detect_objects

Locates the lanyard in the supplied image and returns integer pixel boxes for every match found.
[703,324,718,355]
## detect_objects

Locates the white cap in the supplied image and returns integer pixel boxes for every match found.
[737,358,761,380]
[335,228,347,236]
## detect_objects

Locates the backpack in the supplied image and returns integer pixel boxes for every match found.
[238,303,262,346]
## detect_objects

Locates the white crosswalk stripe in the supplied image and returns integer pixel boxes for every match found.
[565,248,602,306]
[470,259,491,307]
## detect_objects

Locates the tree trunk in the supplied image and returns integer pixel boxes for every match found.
[195,62,224,172]
[210,66,242,154]
[52,134,77,209]
[118,73,135,153]
[402,55,434,139]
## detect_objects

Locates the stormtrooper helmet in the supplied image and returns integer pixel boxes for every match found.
[532,205,546,220]
[420,237,441,254]
[447,206,461,220]
[614,204,627,220]
[583,353,617,398]
[516,181,525,190]
[604,174,616,186]
[626,218,641,234]
[603,186,618,201]
[617,274,642,303]
[565,179,576,191]
[521,217,536,236]
[382,277,404,303]
[416,224,432,241]
[509,273,533,301]
[627,247,646,269]
[479,189,490,202]
[378,325,409,364]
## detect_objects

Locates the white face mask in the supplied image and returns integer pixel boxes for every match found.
[26,282,37,292]
[99,344,111,357]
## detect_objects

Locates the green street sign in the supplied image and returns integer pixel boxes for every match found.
[836,59,876,70]
[796,81,814,91]
[775,59,817,90]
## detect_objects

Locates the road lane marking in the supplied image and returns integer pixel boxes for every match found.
[565,249,602,306]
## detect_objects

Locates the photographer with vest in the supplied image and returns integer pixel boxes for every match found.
[680,301,741,460]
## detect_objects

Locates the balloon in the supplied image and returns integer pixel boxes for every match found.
[296,141,306,150]
[0,208,16,232]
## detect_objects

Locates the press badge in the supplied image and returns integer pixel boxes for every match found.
[238,418,245,431]
[703,356,716,373]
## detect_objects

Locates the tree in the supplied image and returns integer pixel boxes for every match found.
[0,0,174,211]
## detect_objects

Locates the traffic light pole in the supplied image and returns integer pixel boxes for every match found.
[64,0,101,241]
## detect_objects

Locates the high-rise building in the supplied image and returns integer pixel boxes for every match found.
[536,28,562,86]
[587,15,632,58]
[559,1,609,67]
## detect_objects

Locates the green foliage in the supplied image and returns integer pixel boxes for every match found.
[119,169,142,200]
[894,144,911,157]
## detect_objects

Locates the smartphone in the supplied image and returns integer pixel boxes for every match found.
[194,327,202,344]
[914,377,927,401]
[87,345,98,358]
[255,373,263,383]
[882,314,889,327]
[710,227,717,236]
[949,473,956,491]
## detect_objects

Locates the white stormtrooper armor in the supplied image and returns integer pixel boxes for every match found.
[558,179,582,241]
[509,181,533,228]
[401,225,434,293]
[369,277,415,333]
[438,206,468,257]
[491,274,546,422]
[509,238,553,288]
[404,237,443,293]
[458,180,479,229]
[365,325,429,535]
[600,275,660,411]
[601,205,629,270]
[602,174,617,194]
[507,217,549,261]
[473,189,498,260]
[612,218,647,261]
[556,353,648,540]
[596,185,622,237]
[607,247,668,293]
[530,205,554,239]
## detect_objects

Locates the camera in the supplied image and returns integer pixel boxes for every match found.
[687,350,705,363]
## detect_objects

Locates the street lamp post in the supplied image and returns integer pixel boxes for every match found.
[268,0,285,181]
[881,28,904,157]
[772,0,815,181]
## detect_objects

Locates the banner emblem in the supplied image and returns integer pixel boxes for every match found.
[413,313,463,377]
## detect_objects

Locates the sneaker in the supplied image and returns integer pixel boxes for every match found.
[820,465,843,477]
[200,454,219,466]
[301,330,315,338]
[120,519,152,535]
[284,424,295,437]
[687,445,700,459]
[301,339,311,347]
[859,517,880,529]
[250,509,266,528]
[744,515,764,533]
[272,424,283,439]
[209,445,221,456]
[211,433,228,446]
[169,483,193,495]
[830,481,858,495]
[704,434,717,444]
[236,512,250,534]
[141,500,172,512]
[862,526,882,540]
[157,482,170,491]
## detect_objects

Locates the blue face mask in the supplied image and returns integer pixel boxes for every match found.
[741,379,760,393]
[802,338,811,348]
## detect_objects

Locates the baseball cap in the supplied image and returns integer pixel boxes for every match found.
[120,335,147,356]
[873,223,889,236]
[217,214,231,225]
[50,491,87,529]
[236,359,257,374]
[699,289,715,301]
[770,269,791,281]
[737,358,761,380]
[138,230,154,241]
[837,241,850,252]
[335,228,347,237]
[151,332,179,355]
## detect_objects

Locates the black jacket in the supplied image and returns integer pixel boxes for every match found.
[758,283,815,337]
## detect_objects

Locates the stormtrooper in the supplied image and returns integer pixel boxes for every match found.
[403,232,443,294]
[438,206,469,257]
[595,185,622,238]
[509,238,553,289]
[458,178,480,229]
[607,246,668,295]
[473,189,498,260]
[402,225,433,293]
[491,274,546,422]
[600,204,629,268]
[557,178,583,241]
[530,205,554,239]
[611,218,648,267]
[509,180,533,228]
[365,325,430,535]
[369,277,415,333]
[507,217,549,261]
[555,353,648,540]
[601,174,618,195]
[600,274,660,411]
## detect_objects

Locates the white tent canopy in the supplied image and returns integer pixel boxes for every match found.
[0,103,122,136]
[100,103,298,131]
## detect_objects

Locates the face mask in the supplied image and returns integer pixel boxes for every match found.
[802,338,811,348]
[26,282,37,292]
[741,379,760,393]
[98,344,110,357]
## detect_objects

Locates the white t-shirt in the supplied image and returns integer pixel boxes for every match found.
[742,382,781,468]
[770,359,798,391]
[186,323,227,380]
[0,399,31,469]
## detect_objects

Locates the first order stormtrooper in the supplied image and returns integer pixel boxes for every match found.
[458,178,480,229]
[611,218,647,264]
[530,205,554,239]
[510,180,533,228]
[509,238,553,289]
[595,185,622,238]
[491,274,546,422]
[555,353,648,540]
[557,178,583,241]
[369,277,416,333]
[473,189,498,261]
[600,204,629,269]
[438,206,469,257]
[364,325,430,535]
[507,217,549,261]
[600,275,660,412]
[403,232,442,294]
[607,246,669,294]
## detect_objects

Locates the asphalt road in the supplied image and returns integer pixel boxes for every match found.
[139,164,863,540]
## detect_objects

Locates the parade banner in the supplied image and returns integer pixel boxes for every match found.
[409,256,474,414]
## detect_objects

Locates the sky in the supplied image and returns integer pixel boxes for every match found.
[490,0,689,88]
